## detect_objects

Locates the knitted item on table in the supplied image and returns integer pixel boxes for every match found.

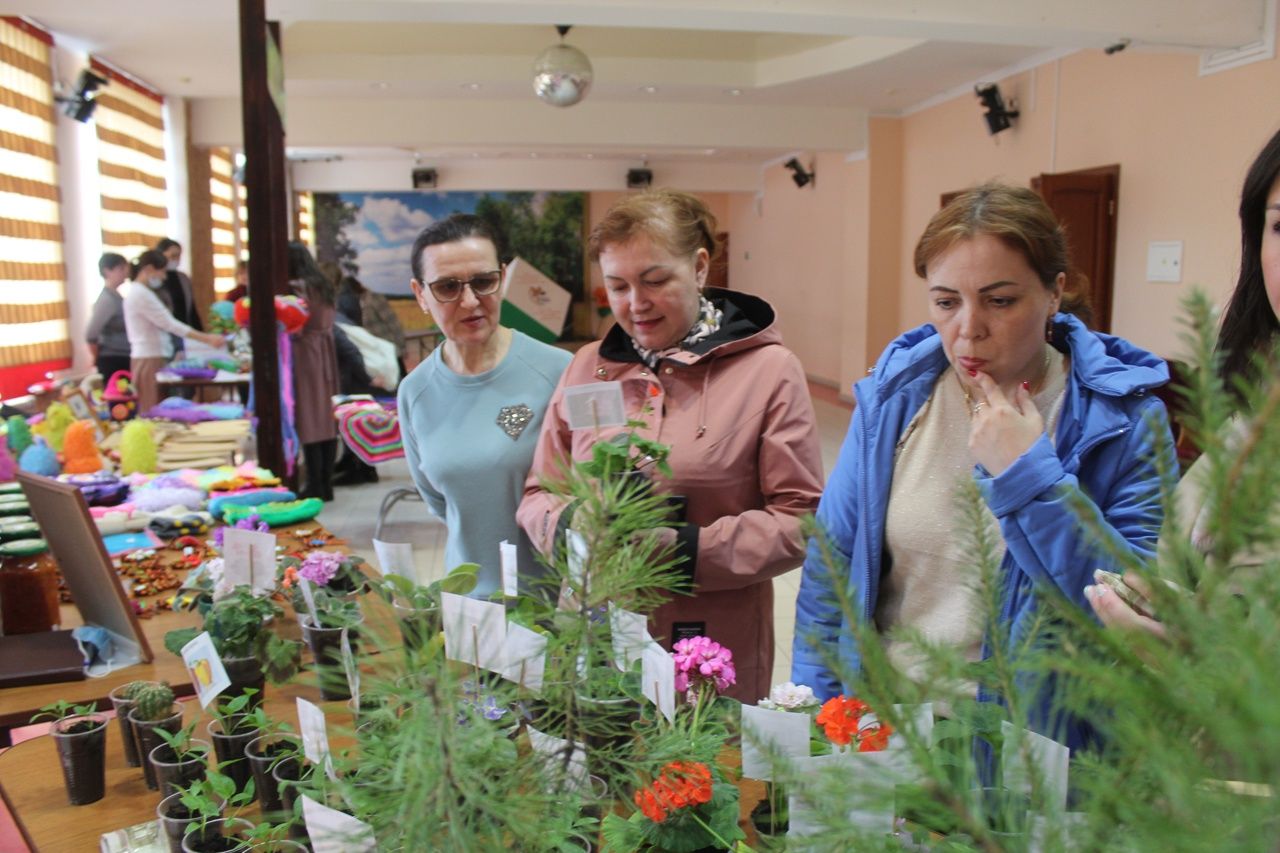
[61,421,104,474]
[0,443,14,481]
[131,486,206,514]
[335,401,403,465]
[148,512,212,539]
[142,398,246,423]
[6,415,31,456]
[120,421,158,475]
[64,472,131,506]
[18,437,59,476]
[35,402,75,452]
[223,498,323,528]
[207,488,296,519]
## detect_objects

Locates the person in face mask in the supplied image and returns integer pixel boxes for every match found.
[155,238,204,335]
[122,249,225,412]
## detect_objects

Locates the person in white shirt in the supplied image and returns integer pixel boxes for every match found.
[122,249,224,412]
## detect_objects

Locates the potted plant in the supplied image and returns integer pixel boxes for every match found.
[128,682,184,791]
[108,680,153,767]
[206,689,261,798]
[377,563,479,653]
[748,681,822,836]
[297,589,363,700]
[181,817,255,853]
[157,769,248,853]
[288,549,370,598]
[243,715,300,818]
[164,587,302,707]
[32,700,107,805]
[151,721,213,799]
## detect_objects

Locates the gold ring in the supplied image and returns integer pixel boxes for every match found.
[972,402,987,414]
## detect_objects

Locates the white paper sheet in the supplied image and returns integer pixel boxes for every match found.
[641,641,676,723]
[787,749,920,839]
[1001,721,1069,813]
[527,725,589,793]
[180,631,230,708]
[609,604,651,670]
[296,697,331,767]
[372,538,416,580]
[563,381,626,430]
[740,704,812,781]
[301,794,377,853]
[499,540,518,598]
[566,529,589,592]
[440,591,507,672]
[220,528,276,595]
[500,622,547,690]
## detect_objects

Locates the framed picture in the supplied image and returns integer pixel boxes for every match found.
[63,389,105,442]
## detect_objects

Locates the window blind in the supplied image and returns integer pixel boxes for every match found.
[90,57,168,261]
[209,146,237,294]
[0,16,70,378]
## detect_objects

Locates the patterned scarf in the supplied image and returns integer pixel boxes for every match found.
[630,295,723,368]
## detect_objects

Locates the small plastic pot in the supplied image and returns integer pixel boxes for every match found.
[244,734,300,817]
[157,791,223,853]
[108,682,147,767]
[130,705,184,791]
[392,599,436,653]
[207,716,258,799]
[300,616,362,701]
[219,657,265,710]
[180,817,254,853]
[150,738,212,800]
[51,714,108,805]
[271,758,311,837]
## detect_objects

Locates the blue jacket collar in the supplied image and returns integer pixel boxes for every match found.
[866,313,1169,404]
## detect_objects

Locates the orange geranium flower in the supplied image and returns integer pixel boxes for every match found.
[633,761,714,824]
[816,695,870,746]
[857,721,894,752]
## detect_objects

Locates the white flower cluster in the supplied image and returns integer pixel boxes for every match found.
[758,681,819,711]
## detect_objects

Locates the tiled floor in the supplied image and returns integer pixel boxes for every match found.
[319,384,852,696]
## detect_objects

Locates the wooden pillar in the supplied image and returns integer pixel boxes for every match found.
[238,0,290,480]
[185,117,215,322]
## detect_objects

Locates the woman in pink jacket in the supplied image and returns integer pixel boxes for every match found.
[517,189,823,702]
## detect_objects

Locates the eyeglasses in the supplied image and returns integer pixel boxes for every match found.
[425,270,502,303]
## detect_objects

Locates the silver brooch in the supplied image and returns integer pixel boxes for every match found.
[496,404,534,440]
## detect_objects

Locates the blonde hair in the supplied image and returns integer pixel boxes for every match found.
[587,188,720,263]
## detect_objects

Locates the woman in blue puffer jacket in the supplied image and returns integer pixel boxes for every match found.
[792,183,1175,753]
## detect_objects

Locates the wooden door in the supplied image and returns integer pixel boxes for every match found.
[708,232,730,289]
[1032,166,1119,332]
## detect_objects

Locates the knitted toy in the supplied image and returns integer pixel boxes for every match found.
[233,295,310,334]
[119,420,158,475]
[35,402,76,453]
[0,443,14,482]
[207,300,237,335]
[61,421,104,474]
[6,415,31,456]
[18,437,60,477]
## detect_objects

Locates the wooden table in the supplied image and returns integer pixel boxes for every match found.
[0,605,201,745]
[0,680,363,852]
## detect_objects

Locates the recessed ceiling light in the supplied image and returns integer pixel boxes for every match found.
[471,152,481,158]
[529,152,539,158]
[372,81,390,90]
[640,85,659,94]
[726,88,742,96]
[704,148,717,156]
[585,153,595,160]
[462,82,482,91]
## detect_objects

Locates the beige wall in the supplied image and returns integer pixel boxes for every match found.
[711,21,1280,396]
[895,40,1280,360]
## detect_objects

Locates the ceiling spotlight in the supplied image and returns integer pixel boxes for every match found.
[55,68,108,123]
[1104,38,1131,55]
[726,88,742,96]
[640,85,658,94]
[974,83,1019,135]
[533,24,593,107]
[784,157,815,189]
[462,82,482,91]
[372,81,390,90]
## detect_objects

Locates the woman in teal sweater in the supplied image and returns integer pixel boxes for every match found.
[397,215,571,597]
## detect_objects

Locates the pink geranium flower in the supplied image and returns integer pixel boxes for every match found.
[671,635,736,694]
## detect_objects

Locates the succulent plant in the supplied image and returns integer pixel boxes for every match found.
[131,681,175,721]
[119,680,152,701]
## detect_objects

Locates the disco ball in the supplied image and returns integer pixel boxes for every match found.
[532,43,593,107]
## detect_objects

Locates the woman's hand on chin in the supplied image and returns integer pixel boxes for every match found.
[966,371,1044,476]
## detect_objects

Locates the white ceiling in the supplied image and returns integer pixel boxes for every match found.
[18,0,1273,167]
